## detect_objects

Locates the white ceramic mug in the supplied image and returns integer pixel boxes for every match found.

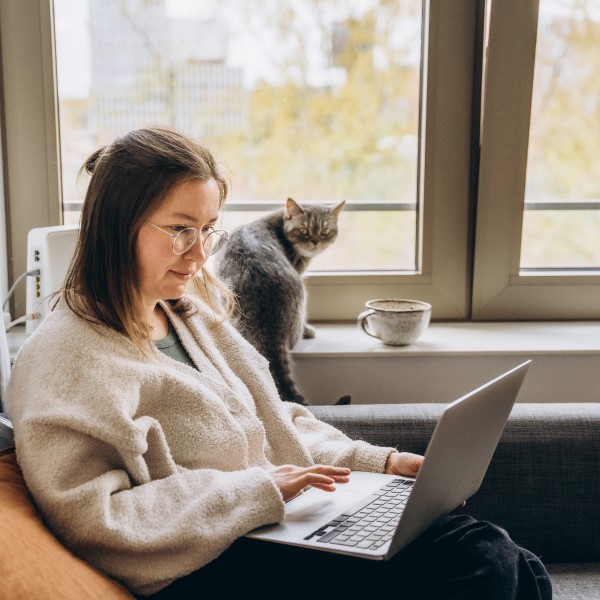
[357,298,432,346]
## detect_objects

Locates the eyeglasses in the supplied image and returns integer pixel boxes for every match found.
[146,222,228,256]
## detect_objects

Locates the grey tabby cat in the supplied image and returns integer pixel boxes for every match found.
[215,197,348,405]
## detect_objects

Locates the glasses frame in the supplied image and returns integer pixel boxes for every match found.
[146,221,228,256]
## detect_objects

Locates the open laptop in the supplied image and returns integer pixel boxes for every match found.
[247,360,531,560]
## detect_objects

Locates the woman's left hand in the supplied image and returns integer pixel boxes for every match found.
[384,451,424,477]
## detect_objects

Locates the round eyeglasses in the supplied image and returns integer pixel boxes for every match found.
[146,222,228,256]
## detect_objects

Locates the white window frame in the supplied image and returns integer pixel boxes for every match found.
[305,0,478,321]
[11,1,598,323]
[472,0,600,320]
[0,0,62,317]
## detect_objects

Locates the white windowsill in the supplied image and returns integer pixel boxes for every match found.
[292,321,600,357]
[290,321,600,405]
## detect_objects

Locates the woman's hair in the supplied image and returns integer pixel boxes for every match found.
[62,126,235,353]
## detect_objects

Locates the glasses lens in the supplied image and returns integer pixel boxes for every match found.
[205,230,228,256]
[173,228,198,255]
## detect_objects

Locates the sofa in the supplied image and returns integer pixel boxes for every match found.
[1,404,599,599]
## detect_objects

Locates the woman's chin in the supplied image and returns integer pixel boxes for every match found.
[163,284,188,300]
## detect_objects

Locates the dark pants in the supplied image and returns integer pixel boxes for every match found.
[147,515,552,599]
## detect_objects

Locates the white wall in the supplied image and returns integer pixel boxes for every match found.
[0,119,8,304]
[293,354,600,406]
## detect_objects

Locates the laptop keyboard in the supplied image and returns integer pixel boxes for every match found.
[304,478,414,550]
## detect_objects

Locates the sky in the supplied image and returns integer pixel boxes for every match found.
[54,0,225,97]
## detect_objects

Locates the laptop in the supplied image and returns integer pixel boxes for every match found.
[247,360,531,560]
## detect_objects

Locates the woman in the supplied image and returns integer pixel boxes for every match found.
[5,127,551,599]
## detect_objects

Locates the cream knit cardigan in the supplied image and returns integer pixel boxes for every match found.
[6,298,394,595]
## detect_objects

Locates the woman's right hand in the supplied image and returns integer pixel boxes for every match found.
[267,464,351,502]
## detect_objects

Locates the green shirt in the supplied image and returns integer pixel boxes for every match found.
[154,322,197,370]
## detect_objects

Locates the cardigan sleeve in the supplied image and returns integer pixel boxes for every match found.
[5,313,286,596]
[12,411,284,596]
[283,403,395,474]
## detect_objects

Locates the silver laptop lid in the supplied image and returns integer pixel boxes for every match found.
[388,360,531,556]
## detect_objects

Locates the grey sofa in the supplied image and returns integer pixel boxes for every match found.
[310,403,600,599]
[2,404,599,598]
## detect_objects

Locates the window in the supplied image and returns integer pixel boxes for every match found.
[472,0,600,319]
[48,0,476,321]
[521,0,600,270]
[4,0,598,322]
[54,0,424,273]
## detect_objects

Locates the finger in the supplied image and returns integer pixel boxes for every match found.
[301,465,351,477]
[310,483,338,493]
[298,473,336,487]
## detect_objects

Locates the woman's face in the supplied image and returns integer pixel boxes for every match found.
[136,178,221,312]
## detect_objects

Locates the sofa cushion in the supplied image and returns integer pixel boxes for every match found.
[0,450,134,599]
[310,403,600,563]
[0,413,13,451]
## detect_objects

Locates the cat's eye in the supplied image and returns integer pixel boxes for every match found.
[321,229,331,237]
[298,228,309,237]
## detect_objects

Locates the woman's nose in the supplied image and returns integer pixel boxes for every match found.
[183,236,207,262]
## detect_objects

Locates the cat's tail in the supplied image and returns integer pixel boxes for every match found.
[262,345,308,405]
[335,395,352,405]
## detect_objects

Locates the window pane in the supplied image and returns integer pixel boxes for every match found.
[54,0,422,271]
[521,0,600,269]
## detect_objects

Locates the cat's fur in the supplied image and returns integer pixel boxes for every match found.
[215,197,347,405]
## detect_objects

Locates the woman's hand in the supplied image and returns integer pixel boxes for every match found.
[384,451,424,477]
[267,464,351,502]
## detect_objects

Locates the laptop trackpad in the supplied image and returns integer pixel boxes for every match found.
[247,471,400,541]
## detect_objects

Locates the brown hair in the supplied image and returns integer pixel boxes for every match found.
[62,126,234,354]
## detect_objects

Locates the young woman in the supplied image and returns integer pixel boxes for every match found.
[5,127,551,599]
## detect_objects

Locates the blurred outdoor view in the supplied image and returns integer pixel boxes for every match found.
[54,0,422,272]
[54,0,600,273]
[521,0,600,269]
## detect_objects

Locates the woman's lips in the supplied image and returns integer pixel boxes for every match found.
[171,270,194,281]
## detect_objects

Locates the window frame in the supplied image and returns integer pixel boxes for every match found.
[472,0,600,320]
[2,0,481,322]
[0,0,62,317]
[10,0,598,323]
[305,0,479,321]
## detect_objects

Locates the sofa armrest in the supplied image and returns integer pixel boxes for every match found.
[0,413,14,453]
[310,403,600,563]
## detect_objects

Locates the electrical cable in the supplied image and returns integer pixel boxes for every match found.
[5,314,39,332]
[2,269,40,310]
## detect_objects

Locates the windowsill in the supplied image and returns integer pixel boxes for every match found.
[290,321,600,405]
[292,320,600,357]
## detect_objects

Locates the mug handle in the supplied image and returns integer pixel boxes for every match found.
[357,309,379,339]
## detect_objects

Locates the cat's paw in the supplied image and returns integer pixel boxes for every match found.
[335,395,352,406]
[303,324,316,339]
[289,394,309,406]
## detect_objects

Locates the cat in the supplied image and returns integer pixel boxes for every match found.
[215,197,350,406]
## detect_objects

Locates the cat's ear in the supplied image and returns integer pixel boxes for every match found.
[329,200,346,220]
[285,197,304,220]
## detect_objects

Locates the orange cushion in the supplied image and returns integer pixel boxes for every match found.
[0,450,134,599]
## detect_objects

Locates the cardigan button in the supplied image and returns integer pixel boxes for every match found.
[225,394,242,414]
